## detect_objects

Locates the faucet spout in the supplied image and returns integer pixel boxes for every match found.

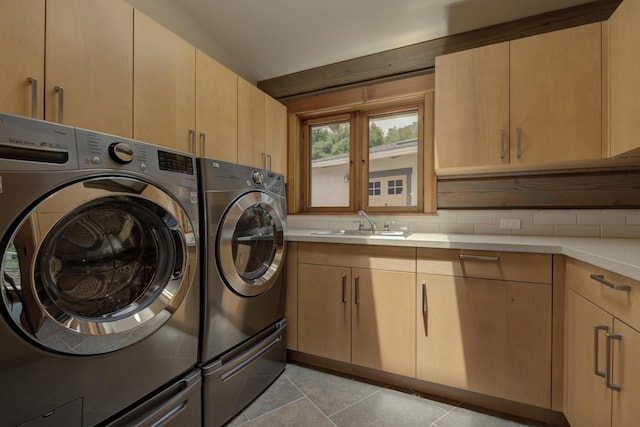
[358,210,377,230]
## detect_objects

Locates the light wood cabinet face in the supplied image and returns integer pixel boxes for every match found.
[608,0,640,157]
[435,23,602,171]
[196,50,238,161]
[510,23,602,164]
[237,77,266,168]
[566,260,640,427]
[0,0,45,119]
[416,273,552,408]
[297,263,351,363]
[435,42,509,169]
[352,268,416,377]
[133,10,195,152]
[611,319,640,427]
[45,0,133,137]
[265,95,287,176]
[566,289,613,427]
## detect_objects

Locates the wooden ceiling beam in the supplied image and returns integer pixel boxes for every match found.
[258,0,621,101]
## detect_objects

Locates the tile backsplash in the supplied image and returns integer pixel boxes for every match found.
[287,209,640,238]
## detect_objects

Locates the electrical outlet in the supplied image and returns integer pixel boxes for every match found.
[500,218,521,230]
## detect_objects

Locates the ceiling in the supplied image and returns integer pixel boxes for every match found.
[124,0,596,85]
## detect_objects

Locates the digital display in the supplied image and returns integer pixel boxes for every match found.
[158,150,194,175]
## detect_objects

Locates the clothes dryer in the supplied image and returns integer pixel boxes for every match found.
[197,158,287,426]
[0,113,200,426]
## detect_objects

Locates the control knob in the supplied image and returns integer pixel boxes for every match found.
[108,142,134,164]
[252,170,263,184]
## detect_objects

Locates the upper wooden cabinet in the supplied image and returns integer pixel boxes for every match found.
[196,50,238,162]
[435,23,602,171]
[265,95,287,176]
[0,0,45,119]
[238,78,287,176]
[608,0,640,157]
[133,10,195,152]
[435,42,509,169]
[238,78,266,168]
[46,0,133,137]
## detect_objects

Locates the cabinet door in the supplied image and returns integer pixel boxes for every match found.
[265,95,287,176]
[0,0,45,119]
[352,269,416,377]
[510,23,601,164]
[434,42,509,169]
[611,319,640,427]
[237,77,266,168]
[566,289,612,427]
[45,0,133,137]
[416,273,552,408]
[196,50,238,161]
[609,0,640,157]
[297,264,351,363]
[133,10,195,152]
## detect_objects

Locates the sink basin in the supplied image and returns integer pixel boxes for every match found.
[310,229,411,238]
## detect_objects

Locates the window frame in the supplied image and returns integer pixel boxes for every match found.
[300,101,424,214]
[283,74,436,215]
[302,113,355,213]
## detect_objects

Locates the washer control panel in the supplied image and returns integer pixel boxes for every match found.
[75,128,196,188]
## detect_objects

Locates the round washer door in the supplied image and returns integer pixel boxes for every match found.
[0,176,197,355]
[217,191,286,297]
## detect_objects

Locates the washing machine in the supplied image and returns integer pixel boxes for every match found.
[197,157,287,427]
[0,113,201,427]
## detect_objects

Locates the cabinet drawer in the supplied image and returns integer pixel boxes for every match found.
[566,258,640,332]
[417,248,552,284]
[298,242,415,272]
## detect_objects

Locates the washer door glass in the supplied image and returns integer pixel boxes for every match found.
[217,191,285,297]
[0,177,197,355]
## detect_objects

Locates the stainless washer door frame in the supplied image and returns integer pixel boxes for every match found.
[0,176,197,355]
[217,191,285,297]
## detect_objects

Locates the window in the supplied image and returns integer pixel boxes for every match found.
[302,103,423,213]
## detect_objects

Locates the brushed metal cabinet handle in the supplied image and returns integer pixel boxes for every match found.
[500,128,505,159]
[341,274,347,303]
[189,130,196,154]
[594,324,609,378]
[459,254,500,262]
[421,281,427,314]
[267,153,272,170]
[590,274,631,291]
[200,132,206,155]
[354,275,360,305]
[55,85,64,123]
[27,77,38,118]
[261,152,266,169]
[516,127,522,158]
[605,333,622,391]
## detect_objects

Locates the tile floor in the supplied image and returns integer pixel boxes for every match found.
[226,363,556,427]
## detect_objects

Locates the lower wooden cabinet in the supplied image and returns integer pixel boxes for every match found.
[292,243,561,413]
[351,268,416,377]
[415,248,553,408]
[416,273,552,408]
[296,243,416,377]
[565,259,640,427]
[298,263,351,363]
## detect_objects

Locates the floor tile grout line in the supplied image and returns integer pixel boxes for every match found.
[284,369,339,427]
[236,396,307,426]
[326,388,384,419]
[427,401,464,426]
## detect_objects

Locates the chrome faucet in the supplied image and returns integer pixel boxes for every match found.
[357,210,377,230]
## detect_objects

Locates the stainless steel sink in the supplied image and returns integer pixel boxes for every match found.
[310,229,411,238]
